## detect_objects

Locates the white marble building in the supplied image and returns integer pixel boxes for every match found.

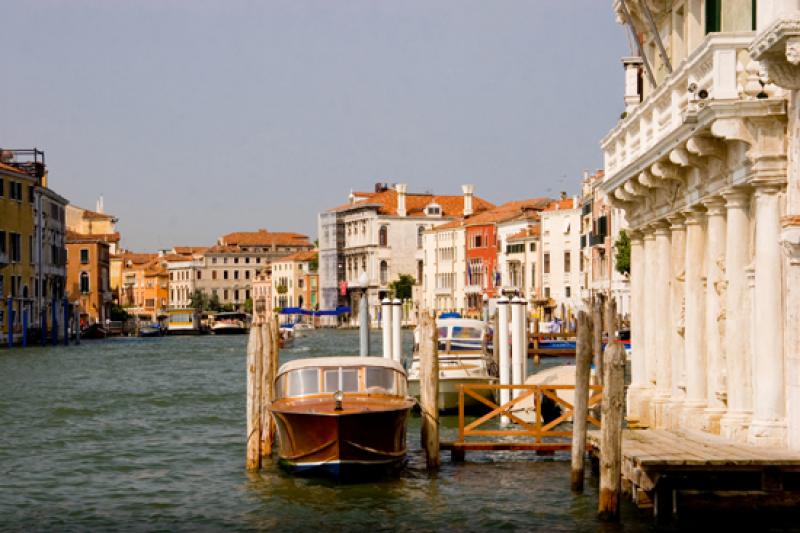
[603,0,800,449]
[539,198,583,314]
[420,221,467,312]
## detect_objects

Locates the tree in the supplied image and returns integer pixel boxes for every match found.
[614,230,631,276]
[389,274,415,300]
[189,289,208,311]
[276,282,288,295]
[208,292,222,312]
[309,255,319,272]
[244,298,253,314]
[109,303,130,321]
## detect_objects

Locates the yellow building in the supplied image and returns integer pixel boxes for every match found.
[0,162,37,340]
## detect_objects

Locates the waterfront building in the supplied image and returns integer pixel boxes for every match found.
[193,230,313,311]
[65,231,111,324]
[538,198,583,316]
[164,250,204,309]
[420,219,466,313]
[320,183,494,322]
[601,0,800,448]
[269,250,319,310]
[35,185,68,325]
[65,202,120,254]
[118,252,159,314]
[503,225,542,301]
[251,265,272,317]
[579,170,630,315]
[142,261,169,320]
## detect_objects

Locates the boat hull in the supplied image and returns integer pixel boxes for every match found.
[212,326,248,335]
[408,377,497,411]
[167,328,205,336]
[270,398,412,479]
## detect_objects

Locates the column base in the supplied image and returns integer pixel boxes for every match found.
[680,401,707,432]
[626,385,653,428]
[666,398,684,430]
[719,411,752,443]
[748,419,787,447]
[649,394,671,429]
[702,407,726,435]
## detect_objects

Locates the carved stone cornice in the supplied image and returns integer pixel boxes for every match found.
[638,169,667,189]
[750,14,800,90]
[650,160,686,185]
[624,178,649,197]
[686,135,725,159]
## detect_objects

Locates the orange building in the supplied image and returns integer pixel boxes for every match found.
[65,231,111,324]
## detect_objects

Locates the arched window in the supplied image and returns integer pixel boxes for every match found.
[417,226,424,249]
[379,225,388,247]
[380,260,389,285]
[80,272,90,294]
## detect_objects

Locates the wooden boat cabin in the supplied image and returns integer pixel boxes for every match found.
[270,356,413,478]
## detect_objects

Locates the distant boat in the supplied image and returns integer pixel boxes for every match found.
[167,308,205,335]
[80,323,107,339]
[408,318,497,411]
[212,312,249,335]
[269,356,413,478]
[139,322,164,337]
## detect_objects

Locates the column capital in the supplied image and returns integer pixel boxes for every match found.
[682,206,707,225]
[629,228,644,242]
[666,213,686,230]
[652,220,671,236]
[722,187,752,208]
[701,195,726,216]
[781,216,800,265]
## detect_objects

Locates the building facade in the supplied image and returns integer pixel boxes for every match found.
[538,198,583,315]
[320,183,494,320]
[601,0,800,449]
[65,232,111,324]
[270,251,319,310]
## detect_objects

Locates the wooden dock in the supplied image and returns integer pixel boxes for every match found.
[587,428,800,519]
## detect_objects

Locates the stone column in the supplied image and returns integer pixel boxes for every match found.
[748,184,787,446]
[650,221,672,428]
[720,189,753,441]
[702,197,727,434]
[626,230,651,425]
[666,215,686,429]
[641,227,658,426]
[681,207,707,431]
[782,219,800,450]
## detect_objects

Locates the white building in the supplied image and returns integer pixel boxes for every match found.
[319,183,494,319]
[420,220,466,312]
[601,0,800,449]
[539,198,583,314]
[165,253,197,309]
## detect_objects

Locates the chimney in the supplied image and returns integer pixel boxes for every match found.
[96,195,104,213]
[462,184,474,217]
[560,191,567,200]
[396,183,408,217]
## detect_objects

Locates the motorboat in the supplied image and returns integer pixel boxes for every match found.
[211,312,250,335]
[408,318,497,411]
[279,324,295,347]
[138,322,164,337]
[167,308,205,335]
[269,356,414,478]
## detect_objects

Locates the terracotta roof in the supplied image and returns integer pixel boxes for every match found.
[275,250,318,263]
[162,254,193,263]
[429,219,465,231]
[118,252,158,265]
[507,225,541,241]
[65,230,120,243]
[172,246,207,255]
[331,189,495,218]
[0,162,31,178]
[544,198,577,211]
[220,229,312,247]
[144,260,167,276]
[82,209,116,220]
[204,244,242,254]
[462,198,550,227]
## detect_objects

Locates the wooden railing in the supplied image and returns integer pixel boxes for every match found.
[454,383,602,451]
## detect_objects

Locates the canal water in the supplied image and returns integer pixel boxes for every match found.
[0,331,790,531]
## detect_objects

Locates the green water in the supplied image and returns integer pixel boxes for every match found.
[0,330,785,531]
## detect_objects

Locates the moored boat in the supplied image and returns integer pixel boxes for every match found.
[139,322,164,337]
[408,318,497,411]
[211,312,250,335]
[167,308,205,335]
[269,356,413,478]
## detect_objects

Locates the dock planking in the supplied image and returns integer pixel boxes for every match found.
[587,428,800,519]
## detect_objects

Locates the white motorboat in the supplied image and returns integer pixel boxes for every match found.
[407,318,497,411]
[211,312,250,335]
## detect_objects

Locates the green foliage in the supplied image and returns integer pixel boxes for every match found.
[109,303,130,321]
[614,230,631,276]
[309,255,318,272]
[389,274,416,300]
[189,289,208,311]
[276,283,288,295]
[208,292,222,312]
[244,298,253,314]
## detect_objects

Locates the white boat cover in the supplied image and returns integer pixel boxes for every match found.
[277,356,407,377]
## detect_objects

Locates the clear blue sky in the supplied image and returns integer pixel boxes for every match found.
[1,0,628,251]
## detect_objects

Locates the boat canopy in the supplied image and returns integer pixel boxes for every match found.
[279,306,351,316]
[277,356,406,376]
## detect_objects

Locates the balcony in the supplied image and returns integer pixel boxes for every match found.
[602,33,756,183]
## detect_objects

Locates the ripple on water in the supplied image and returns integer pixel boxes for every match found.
[0,332,786,532]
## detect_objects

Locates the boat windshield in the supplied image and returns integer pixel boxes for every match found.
[276,365,407,399]
[438,325,484,352]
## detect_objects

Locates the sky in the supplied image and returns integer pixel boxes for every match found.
[1,0,629,251]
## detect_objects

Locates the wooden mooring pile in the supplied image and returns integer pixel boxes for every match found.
[245,309,280,471]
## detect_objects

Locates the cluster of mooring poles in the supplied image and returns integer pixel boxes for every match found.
[5,297,78,348]
[380,298,403,362]
[568,297,626,522]
[245,303,280,472]
[494,296,529,424]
